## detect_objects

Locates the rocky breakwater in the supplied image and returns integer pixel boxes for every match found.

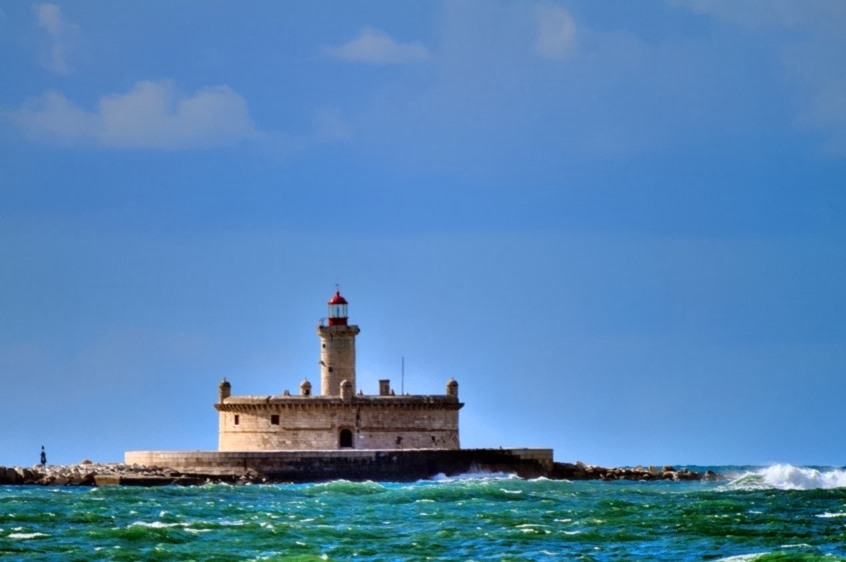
[0,462,264,487]
[551,461,718,481]
[0,460,717,486]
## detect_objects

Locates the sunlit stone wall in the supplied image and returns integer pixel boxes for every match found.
[216,397,461,451]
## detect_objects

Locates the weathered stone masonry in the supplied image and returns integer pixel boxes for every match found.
[215,290,463,451]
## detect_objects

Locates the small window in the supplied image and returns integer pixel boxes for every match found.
[234,414,239,426]
[328,366,334,372]
[271,414,280,425]
[339,428,353,448]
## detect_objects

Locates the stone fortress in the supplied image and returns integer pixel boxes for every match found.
[215,290,463,451]
[125,290,557,482]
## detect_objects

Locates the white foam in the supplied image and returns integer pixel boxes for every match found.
[7,532,50,540]
[429,471,518,482]
[713,554,769,562]
[726,464,846,491]
[760,464,846,490]
[817,512,846,518]
[129,521,182,529]
[716,545,814,561]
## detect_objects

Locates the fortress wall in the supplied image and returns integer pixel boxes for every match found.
[218,404,460,451]
[124,448,554,482]
[219,408,346,450]
[355,406,459,449]
[357,406,459,431]
[351,428,458,450]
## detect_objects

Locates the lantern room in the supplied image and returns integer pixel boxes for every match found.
[327,290,349,326]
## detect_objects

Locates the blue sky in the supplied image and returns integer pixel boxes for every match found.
[1,1,845,468]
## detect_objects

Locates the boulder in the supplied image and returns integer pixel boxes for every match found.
[15,467,37,483]
[0,467,20,484]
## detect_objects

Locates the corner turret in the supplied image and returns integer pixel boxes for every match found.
[218,379,231,403]
[300,379,312,396]
[446,378,458,398]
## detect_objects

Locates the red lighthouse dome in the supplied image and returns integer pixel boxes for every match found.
[327,290,349,326]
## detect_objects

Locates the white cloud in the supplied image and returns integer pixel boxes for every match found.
[10,80,258,149]
[322,28,429,64]
[535,4,577,59]
[674,0,846,156]
[35,3,79,75]
[788,57,846,156]
[36,3,63,35]
[673,0,846,32]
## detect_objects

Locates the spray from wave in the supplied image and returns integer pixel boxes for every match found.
[429,471,518,483]
[726,464,846,491]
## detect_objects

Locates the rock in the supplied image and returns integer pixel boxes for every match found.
[0,467,20,484]
[69,473,95,486]
[15,467,37,483]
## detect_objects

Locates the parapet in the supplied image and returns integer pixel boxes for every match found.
[215,392,463,411]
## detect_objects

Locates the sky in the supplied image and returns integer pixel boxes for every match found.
[1,1,845,468]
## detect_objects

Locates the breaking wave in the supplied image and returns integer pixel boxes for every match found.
[726,464,846,491]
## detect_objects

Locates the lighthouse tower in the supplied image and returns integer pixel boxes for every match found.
[317,290,361,396]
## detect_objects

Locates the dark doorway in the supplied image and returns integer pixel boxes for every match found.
[339,428,353,448]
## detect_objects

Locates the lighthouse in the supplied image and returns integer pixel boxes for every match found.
[213,289,462,451]
[317,290,361,396]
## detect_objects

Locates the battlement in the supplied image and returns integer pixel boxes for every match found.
[217,394,462,409]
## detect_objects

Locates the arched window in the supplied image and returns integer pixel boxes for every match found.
[339,428,353,448]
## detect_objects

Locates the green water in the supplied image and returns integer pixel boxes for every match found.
[2,468,846,561]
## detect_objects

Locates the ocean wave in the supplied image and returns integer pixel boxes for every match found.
[725,464,846,491]
[715,545,830,561]
[6,532,51,540]
[428,471,519,482]
[713,554,770,562]
[307,479,387,496]
[128,521,189,529]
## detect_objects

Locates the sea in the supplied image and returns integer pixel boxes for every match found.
[2,464,846,561]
